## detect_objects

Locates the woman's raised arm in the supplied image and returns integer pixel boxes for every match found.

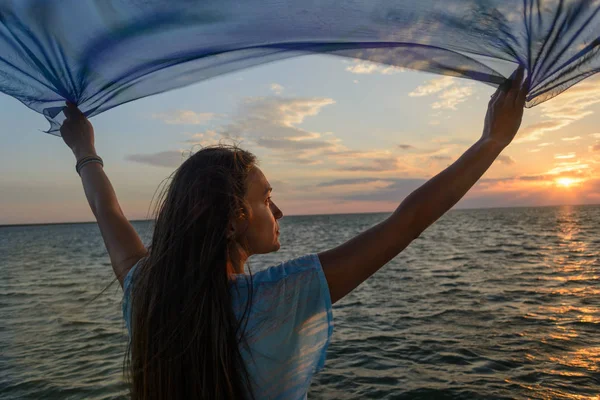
[61,103,147,288]
[319,67,528,304]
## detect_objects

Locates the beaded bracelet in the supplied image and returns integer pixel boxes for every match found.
[76,155,104,176]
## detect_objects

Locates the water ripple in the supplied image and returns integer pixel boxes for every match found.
[1,205,599,399]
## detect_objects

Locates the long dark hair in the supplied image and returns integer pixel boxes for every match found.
[123,145,257,399]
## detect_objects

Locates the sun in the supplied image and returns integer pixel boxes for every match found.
[555,177,579,188]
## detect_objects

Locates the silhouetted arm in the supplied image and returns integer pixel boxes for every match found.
[319,67,527,304]
[61,103,147,289]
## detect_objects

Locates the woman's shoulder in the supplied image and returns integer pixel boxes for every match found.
[234,253,322,286]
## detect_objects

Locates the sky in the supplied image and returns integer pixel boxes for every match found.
[1,54,599,225]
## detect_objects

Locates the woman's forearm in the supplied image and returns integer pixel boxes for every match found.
[393,138,505,237]
[78,161,123,216]
[319,138,507,303]
[75,156,146,284]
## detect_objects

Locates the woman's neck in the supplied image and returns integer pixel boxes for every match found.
[227,252,248,276]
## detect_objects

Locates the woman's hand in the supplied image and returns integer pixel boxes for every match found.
[60,102,97,160]
[481,66,528,149]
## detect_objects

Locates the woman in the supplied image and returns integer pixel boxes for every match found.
[61,66,527,399]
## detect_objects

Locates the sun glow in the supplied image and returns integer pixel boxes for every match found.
[555,177,581,188]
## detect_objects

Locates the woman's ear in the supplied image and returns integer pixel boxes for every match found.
[228,214,249,239]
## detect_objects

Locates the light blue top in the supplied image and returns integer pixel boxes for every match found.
[122,253,334,400]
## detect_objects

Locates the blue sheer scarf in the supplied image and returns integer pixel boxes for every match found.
[0,0,598,133]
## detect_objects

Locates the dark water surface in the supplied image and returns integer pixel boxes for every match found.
[1,205,599,399]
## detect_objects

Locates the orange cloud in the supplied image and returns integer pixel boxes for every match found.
[514,120,571,143]
[151,110,215,125]
[515,76,600,143]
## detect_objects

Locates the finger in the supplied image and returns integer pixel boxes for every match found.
[63,104,74,119]
[516,81,528,106]
[499,65,522,95]
[518,72,531,105]
[68,102,84,114]
[489,79,507,103]
[64,101,84,119]
[493,83,507,102]
[492,90,504,110]
[499,76,512,93]
[489,89,500,104]
[487,91,503,115]
[506,66,523,94]
[511,66,524,92]
[489,93,502,110]
[505,66,525,105]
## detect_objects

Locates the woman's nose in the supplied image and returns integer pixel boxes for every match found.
[271,201,283,219]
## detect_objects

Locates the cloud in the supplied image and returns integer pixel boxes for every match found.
[514,120,571,143]
[125,150,186,167]
[409,76,455,97]
[327,167,599,208]
[515,77,600,143]
[254,137,333,150]
[346,62,379,74]
[409,76,474,110]
[345,60,404,75]
[554,153,576,159]
[179,96,414,172]
[561,136,581,142]
[539,78,600,121]
[341,179,426,202]
[519,175,546,181]
[398,144,416,150]
[413,145,456,157]
[233,97,335,134]
[497,155,516,165]
[317,178,393,187]
[430,137,452,144]
[270,83,284,94]
[292,169,600,212]
[183,96,404,170]
[152,110,214,125]
[432,85,474,110]
[591,143,600,152]
[200,97,418,172]
[429,155,452,161]
[478,177,517,184]
[184,130,226,147]
[334,157,400,172]
[547,161,590,175]
[287,157,323,166]
[198,96,338,164]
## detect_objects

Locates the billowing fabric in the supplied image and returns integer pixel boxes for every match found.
[0,0,599,134]
[122,253,334,400]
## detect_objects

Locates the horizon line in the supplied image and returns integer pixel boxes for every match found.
[1,202,598,228]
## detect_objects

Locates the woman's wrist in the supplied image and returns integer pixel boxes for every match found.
[73,146,98,161]
[477,137,508,154]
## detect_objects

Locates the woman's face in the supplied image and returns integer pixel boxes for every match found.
[241,167,283,255]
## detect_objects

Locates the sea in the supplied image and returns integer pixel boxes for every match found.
[1,205,599,399]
